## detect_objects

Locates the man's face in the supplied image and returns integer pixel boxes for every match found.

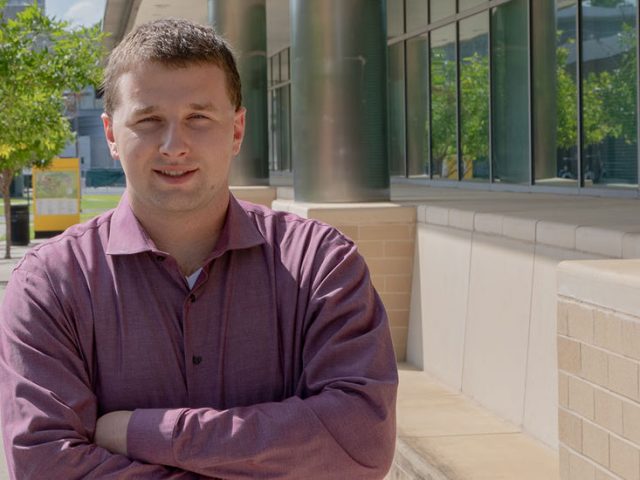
[102,62,245,219]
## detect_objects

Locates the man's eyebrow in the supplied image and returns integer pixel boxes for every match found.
[189,102,218,111]
[131,105,157,116]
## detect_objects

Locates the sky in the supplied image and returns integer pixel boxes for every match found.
[45,0,106,28]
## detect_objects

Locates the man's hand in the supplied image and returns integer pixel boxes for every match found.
[95,410,133,456]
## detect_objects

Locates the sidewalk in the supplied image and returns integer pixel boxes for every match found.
[388,365,559,479]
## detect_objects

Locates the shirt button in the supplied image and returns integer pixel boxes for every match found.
[156,255,165,262]
[192,355,202,365]
[189,293,196,302]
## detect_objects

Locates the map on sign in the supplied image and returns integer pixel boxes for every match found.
[35,171,79,215]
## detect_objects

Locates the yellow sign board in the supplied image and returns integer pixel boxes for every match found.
[33,157,81,237]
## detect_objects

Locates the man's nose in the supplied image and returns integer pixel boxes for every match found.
[159,122,188,158]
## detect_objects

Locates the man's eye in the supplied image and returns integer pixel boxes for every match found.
[189,114,210,120]
[138,117,160,123]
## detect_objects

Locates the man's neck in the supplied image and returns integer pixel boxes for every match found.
[129,192,229,276]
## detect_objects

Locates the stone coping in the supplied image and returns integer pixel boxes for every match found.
[390,364,559,480]
[558,259,640,319]
[271,199,417,224]
[396,187,640,258]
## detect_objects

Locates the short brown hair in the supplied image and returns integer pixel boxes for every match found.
[102,18,242,114]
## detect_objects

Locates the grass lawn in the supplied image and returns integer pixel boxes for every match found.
[80,194,122,221]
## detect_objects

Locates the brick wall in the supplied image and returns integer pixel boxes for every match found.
[558,298,640,480]
[271,200,416,361]
[333,220,415,362]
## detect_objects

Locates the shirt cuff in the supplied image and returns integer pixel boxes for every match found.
[127,407,186,466]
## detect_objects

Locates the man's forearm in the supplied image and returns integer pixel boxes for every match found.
[122,384,396,479]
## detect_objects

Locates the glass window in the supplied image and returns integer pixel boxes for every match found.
[406,34,430,177]
[280,85,291,171]
[536,0,578,186]
[430,0,455,22]
[388,0,404,37]
[459,0,486,11]
[491,0,530,184]
[270,56,278,86]
[79,91,94,110]
[430,24,457,180]
[270,90,278,170]
[460,12,490,182]
[406,0,429,32]
[270,86,292,172]
[388,43,407,176]
[280,48,289,83]
[581,0,637,188]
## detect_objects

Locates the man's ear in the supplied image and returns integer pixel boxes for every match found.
[101,113,119,160]
[232,107,246,156]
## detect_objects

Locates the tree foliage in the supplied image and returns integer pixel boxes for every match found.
[0,0,105,257]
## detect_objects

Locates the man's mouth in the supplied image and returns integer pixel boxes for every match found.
[154,168,196,177]
[159,170,189,177]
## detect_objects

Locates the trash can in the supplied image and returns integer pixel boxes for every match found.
[10,204,30,246]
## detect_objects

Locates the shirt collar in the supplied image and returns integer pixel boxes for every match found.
[207,194,266,259]
[106,192,265,256]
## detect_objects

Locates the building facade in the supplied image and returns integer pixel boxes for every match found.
[268,0,639,195]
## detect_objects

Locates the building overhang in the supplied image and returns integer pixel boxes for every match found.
[102,0,208,50]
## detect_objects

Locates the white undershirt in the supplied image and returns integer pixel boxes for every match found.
[185,268,203,289]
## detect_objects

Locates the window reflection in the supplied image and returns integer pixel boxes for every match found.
[269,49,292,173]
[491,0,530,184]
[407,34,431,177]
[541,0,579,185]
[581,0,637,187]
[460,13,490,182]
[430,24,457,180]
[280,49,289,83]
[388,43,407,176]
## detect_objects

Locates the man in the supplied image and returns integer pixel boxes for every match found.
[0,19,397,479]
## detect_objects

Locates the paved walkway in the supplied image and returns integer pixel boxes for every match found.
[389,365,559,479]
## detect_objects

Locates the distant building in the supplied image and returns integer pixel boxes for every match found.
[65,87,118,176]
[3,0,44,19]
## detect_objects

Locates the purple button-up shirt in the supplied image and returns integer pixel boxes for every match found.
[0,194,397,479]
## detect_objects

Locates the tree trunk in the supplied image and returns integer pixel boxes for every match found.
[2,169,15,259]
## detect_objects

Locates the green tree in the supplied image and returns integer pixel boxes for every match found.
[0,0,104,257]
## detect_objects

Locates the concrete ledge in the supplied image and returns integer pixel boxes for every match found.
[388,365,559,480]
[558,259,640,318]
[230,186,277,208]
[409,189,640,259]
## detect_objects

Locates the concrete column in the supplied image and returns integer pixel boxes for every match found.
[290,0,389,202]
[210,0,269,186]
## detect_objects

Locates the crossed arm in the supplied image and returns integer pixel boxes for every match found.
[0,247,397,479]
